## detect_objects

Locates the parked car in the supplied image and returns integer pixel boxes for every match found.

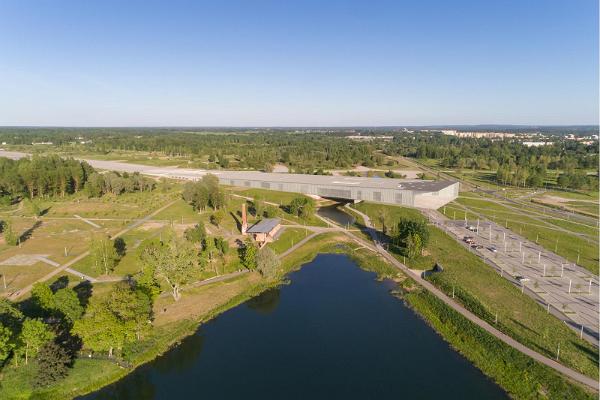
[467,225,477,232]
[471,244,483,249]
[487,246,497,253]
[515,276,530,283]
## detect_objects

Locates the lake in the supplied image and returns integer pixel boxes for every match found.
[80,254,507,399]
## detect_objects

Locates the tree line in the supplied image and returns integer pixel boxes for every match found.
[0,155,93,201]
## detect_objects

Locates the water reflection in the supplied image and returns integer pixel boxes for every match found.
[81,254,507,400]
[246,288,281,315]
[317,203,355,226]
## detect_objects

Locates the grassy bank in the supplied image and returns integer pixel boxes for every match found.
[1,231,595,399]
[401,282,595,399]
[350,202,599,380]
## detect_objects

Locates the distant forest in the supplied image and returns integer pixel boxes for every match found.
[0,128,597,190]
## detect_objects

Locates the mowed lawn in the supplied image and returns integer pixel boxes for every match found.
[350,202,599,379]
[267,227,310,254]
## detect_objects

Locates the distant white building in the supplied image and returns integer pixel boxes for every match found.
[522,141,549,147]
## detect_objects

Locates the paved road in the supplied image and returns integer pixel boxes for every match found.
[424,207,600,344]
[345,205,598,390]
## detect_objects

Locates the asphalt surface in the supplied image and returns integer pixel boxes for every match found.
[424,210,599,344]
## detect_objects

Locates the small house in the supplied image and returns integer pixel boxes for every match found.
[246,218,281,247]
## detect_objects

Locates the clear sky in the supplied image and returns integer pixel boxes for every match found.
[0,0,597,126]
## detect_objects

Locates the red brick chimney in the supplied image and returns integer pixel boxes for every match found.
[241,203,248,234]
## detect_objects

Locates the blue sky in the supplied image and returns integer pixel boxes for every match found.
[0,0,597,126]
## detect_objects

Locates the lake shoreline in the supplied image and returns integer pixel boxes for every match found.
[5,233,593,399]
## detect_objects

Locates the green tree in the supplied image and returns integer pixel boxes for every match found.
[184,222,206,243]
[210,210,224,227]
[253,196,265,217]
[289,196,315,218]
[90,235,119,275]
[3,220,18,246]
[53,288,84,322]
[393,217,429,249]
[0,323,15,363]
[33,341,72,388]
[214,236,229,256]
[31,282,55,312]
[72,300,125,357]
[139,234,199,301]
[256,247,280,278]
[241,237,258,270]
[264,205,278,218]
[406,233,423,259]
[106,283,152,341]
[17,318,55,365]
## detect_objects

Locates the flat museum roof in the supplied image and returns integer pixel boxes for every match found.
[213,171,455,192]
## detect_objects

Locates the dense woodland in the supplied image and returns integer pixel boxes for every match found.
[0,128,598,190]
[0,156,94,201]
[383,134,598,189]
[0,156,156,203]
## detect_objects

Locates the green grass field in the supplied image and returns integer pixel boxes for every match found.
[267,227,310,254]
[348,201,599,379]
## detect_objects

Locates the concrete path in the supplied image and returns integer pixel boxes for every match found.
[6,198,179,300]
[278,232,320,259]
[343,205,598,390]
[74,214,102,229]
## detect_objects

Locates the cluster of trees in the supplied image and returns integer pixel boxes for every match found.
[184,222,229,272]
[391,218,430,259]
[84,171,155,197]
[0,155,93,201]
[89,235,126,275]
[182,175,226,211]
[73,282,152,357]
[0,129,389,172]
[383,134,598,188]
[0,281,87,388]
[1,219,19,246]
[288,196,315,219]
[250,196,278,219]
[556,171,598,191]
[240,237,281,278]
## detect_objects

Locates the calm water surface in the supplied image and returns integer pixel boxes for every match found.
[317,204,355,226]
[81,254,507,400]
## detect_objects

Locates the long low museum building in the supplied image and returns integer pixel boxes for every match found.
[212,171,459,209]
[0,151,459,209]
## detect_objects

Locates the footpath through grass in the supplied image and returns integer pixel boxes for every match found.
[351,202,599,380]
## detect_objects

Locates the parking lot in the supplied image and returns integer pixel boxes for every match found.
[437,218,599,342]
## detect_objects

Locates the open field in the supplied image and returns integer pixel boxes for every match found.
[267,227,310,254]
[350,202,599,379]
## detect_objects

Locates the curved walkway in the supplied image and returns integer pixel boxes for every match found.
[344,205,598,390]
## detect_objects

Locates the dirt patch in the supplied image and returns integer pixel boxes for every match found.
[138,221,167,231]
[0,254,50,266]
[153,272,262,327]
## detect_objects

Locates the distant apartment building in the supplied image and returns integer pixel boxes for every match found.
[441,130,516,139]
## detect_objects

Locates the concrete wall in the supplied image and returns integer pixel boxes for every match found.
[220,177,459,209]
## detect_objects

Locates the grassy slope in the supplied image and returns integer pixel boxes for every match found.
[1,231,595,399]
[351,202,599,379]
[267,227,310,254]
